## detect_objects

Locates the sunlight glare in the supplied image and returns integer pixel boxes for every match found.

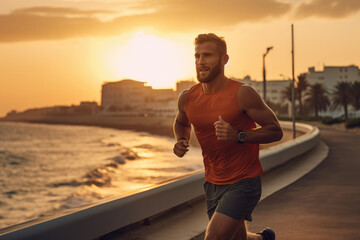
[107,32,193,89]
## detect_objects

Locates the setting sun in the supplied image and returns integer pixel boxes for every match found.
[106,32,194,89]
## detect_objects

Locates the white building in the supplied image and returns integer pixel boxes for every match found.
[234,76,291,105]
[307,65,360,117]
[307,65,360,92]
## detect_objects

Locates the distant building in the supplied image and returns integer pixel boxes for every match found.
[150,89,177,102]
[101,79,152,111]
[101,78,293,116]
[145,88,178,117]
[80,101,98,107]
[234,76,291,105]
[307,65,360,92]
[101,79,178,116]
[176,80,197,95]
[307,65,360,117]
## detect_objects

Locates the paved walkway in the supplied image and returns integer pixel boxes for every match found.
[247,128,360,240]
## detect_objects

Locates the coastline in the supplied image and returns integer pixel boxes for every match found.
[0,114,203,147]
[0,114,296,148]
[0,115,175,136]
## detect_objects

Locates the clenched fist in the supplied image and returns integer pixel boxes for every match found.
[214,116,237,142]
[173,139,190,157]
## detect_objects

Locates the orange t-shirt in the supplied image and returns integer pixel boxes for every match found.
[185,79,263,185]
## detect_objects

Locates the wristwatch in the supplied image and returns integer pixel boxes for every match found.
[237,130,247,144]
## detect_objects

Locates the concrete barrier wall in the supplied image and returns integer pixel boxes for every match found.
[0,122,320,240]
[260,121,320,172]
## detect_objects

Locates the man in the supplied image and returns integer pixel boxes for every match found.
[173,33,283,240]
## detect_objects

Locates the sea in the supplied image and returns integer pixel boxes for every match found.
[0,122,203,229]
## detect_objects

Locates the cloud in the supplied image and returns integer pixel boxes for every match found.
[0,0,291,43]
[294,0,360,19]
[11,7,116,16]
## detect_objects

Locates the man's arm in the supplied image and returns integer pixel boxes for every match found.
[173,90,191,157]
[238,85,283,143]
[214,85,283,144]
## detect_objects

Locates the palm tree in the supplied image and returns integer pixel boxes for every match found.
[350,81,360,110]
[281,83,293,103]
[296,73,309,116]
[281,83,295,117]
[306,83,330,118]
[332,81,351,120]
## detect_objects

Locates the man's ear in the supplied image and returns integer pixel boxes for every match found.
[222,54,229,65]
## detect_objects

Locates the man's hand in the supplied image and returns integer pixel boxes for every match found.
[173,139,190,157]
[214,116,237,142]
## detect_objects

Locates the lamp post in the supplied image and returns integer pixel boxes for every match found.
[263,46,273,101]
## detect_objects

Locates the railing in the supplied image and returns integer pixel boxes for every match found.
[0,122,320,240]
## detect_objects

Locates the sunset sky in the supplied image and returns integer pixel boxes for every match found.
[1,0,360,117]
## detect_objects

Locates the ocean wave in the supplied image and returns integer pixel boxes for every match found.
[54,190,103,210]
[134,144,154,149]
[47,180,84,188]
[107,156,125,164]
[3,189,28,196]
[0,150,28,166]
[120,148,139,160]
[47,147,140,189]
[84,168,112,187]
[129,176,169,183]
[106,142,121,147]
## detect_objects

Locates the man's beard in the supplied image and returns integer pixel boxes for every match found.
[196,60,222,83]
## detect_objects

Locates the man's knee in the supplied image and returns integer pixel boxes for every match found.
[205,227,246,240]
[205,213,247,240]
[205,227,229,240]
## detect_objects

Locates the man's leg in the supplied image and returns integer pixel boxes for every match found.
[204,212,262,240]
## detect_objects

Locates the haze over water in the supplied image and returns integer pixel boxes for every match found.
[0,122,203,229]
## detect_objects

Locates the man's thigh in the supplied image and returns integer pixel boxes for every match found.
[205,212,247,240]
[205,176,262,221]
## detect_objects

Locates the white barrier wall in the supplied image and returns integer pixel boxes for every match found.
[0,122,320,240]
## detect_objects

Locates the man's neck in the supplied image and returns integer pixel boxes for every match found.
[202,75,229,94]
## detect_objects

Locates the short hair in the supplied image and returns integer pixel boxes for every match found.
[194,33,227,56]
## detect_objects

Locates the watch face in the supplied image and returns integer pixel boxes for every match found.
[238,131,247,142]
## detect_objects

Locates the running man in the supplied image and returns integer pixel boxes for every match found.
[173,33,283,240]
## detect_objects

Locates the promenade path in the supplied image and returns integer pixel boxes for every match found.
[247,128,360,240]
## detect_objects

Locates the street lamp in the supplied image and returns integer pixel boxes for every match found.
[263,46,273,100]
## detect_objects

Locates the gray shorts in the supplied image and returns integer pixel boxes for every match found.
[204,176,262,221]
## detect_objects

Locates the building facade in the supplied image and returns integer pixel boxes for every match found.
[101,78,293,116]
[176,80,197,95]
[306,65,360,117]
[101,79,152,111]
[234,76,291,105]
[307,65,360,92]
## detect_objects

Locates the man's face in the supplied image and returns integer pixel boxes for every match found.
[195,42,223,83]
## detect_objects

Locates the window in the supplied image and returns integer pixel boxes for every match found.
[339,68,343,72]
